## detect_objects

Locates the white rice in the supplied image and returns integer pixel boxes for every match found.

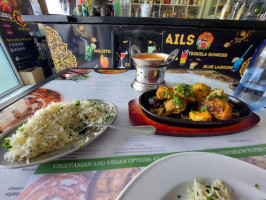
[187,179,232,200]
[4,100,112,163]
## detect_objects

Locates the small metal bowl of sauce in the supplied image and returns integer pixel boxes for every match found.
[131,45,179,67]
[131,45,179,92]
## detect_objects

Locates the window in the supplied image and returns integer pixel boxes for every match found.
[45,0,63,14]
[0,37,23,99]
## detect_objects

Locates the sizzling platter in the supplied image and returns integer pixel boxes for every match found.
[139,84,252,127]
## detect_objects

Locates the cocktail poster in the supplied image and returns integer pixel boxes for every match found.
[43,23,265,80]
[0,0,40,70]
[161,28,265,80]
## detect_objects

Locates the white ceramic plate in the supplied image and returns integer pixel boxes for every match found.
[0,99,117,169]
[117,152,266,200]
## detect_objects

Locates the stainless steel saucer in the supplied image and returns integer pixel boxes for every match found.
[131,79,166,92]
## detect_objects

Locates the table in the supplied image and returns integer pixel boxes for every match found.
[0,69,265,199]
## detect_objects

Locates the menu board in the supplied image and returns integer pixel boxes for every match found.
[0,0,40,71]
[43,23,266,80]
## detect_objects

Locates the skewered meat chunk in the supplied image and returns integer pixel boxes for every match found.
[156,85,173,100]
[187,95,197,104]
[200,98,233,121]
[173,83,196,103]
[164,97,187,114]
[192,83,211,102]
[173,83,191,99]
[189,110,212,121]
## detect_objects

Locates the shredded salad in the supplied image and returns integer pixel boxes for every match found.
[186,179,232,200]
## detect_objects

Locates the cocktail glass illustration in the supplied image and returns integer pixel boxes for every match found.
[180,49,189,66]
[232,44,252,72]
[189,62,198,69]
[85,43,96,61]
[119,51,128,68]
[148,45,156,53]
[100,55,109,68]
[81,37,96,61]
[232,58,243,71]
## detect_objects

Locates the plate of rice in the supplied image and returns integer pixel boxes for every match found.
[0,99,117,168]
[116,152,266,200]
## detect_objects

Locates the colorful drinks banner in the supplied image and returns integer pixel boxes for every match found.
[43,24,266,80]
[0,0,40,70]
